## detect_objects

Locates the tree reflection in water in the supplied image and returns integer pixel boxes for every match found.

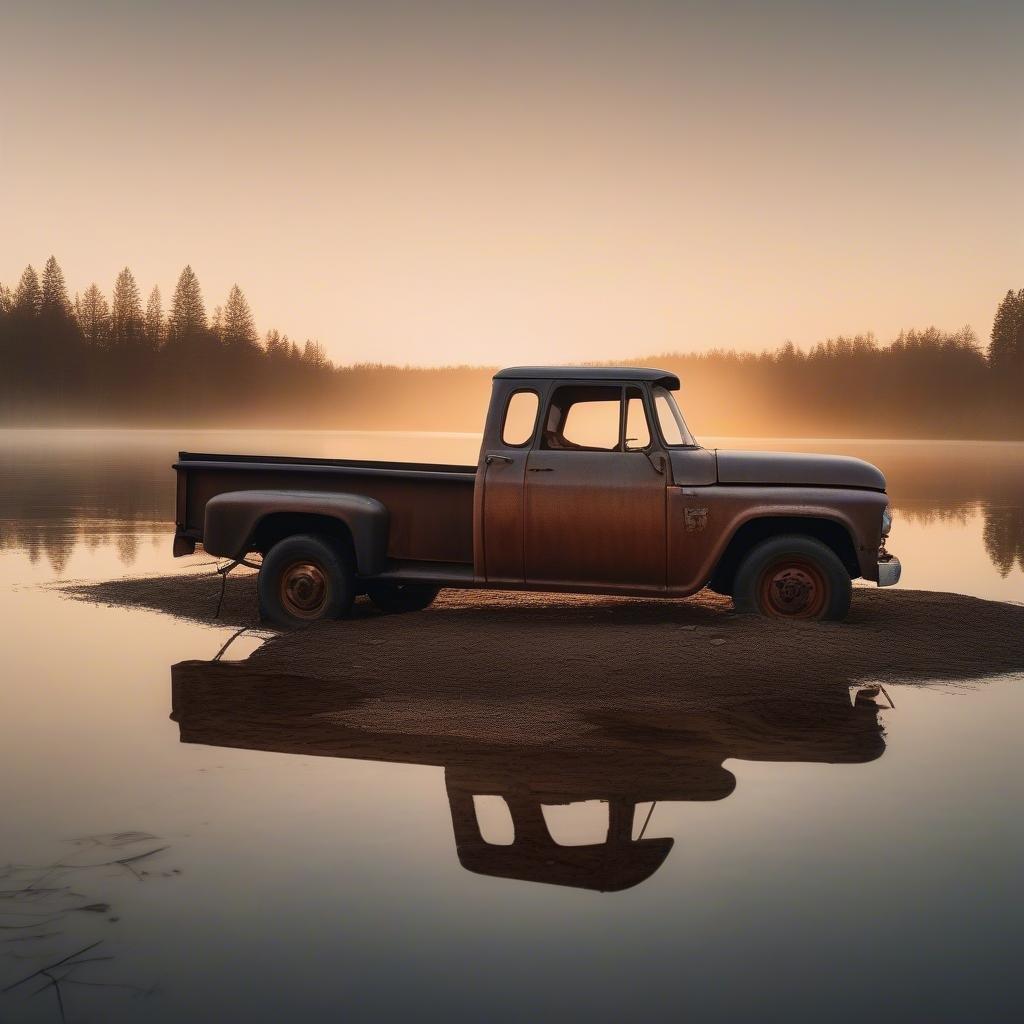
[983,507,1024,577]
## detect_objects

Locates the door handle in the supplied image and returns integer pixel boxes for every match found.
[486,454,513,465]
[527,467,553,472]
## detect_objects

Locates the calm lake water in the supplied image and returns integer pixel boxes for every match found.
[1,430,1022,1022]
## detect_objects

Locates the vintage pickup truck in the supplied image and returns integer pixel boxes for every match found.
[173,366,900,626]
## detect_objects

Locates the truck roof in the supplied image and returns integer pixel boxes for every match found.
[494,366,680,389]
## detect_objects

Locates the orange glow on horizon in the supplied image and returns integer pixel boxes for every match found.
[1,1,1021,366]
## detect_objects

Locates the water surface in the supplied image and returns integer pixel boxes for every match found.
[0,430,1021,1022]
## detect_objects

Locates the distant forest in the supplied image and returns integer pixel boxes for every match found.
[2,257,1023,438]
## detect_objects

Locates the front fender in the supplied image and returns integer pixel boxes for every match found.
[203,489,390,575]
[667,486,887,591]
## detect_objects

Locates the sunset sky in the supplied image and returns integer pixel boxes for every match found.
[2,0,1021,366]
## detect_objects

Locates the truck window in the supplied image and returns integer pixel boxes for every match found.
[502,390,540,446]
[624,387,651,450]
[652,385,697,447]
[541,385,622,451]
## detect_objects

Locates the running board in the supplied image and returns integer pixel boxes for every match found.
[364,560,476,586]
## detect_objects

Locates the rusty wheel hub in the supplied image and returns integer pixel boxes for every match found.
[758,561,827,618]
[279,561,328,618]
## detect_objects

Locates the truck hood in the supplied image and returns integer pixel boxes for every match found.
[715,450,886,491]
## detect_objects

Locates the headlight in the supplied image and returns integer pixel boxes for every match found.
[881,505,892,539]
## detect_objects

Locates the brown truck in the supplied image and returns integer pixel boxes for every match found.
[173,366,900,626]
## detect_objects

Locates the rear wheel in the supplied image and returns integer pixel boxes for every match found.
[258,533,355,628]
[365,582,441,614]
[733,535,851,621]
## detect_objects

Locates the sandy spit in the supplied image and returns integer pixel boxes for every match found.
[61,572,1024,748]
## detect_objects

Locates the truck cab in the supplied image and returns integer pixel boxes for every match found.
[480,367,708,590]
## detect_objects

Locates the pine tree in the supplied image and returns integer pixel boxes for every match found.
[264,328,288,359]
[40,256,72,317]
[110,267,143,346]
[144,286,164,349]
[77,284,110,346]
[0,283,12,315]
[13,266,41,315]
[302,339,328,368]
[222,284,258,349]
[1016,289,1024,371]
[168,265,207,343]
[988,290,1018,371]
[37,256,79,375]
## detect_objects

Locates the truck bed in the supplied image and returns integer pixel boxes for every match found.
[175,451,477,565]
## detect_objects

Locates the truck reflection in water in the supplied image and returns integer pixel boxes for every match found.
[170,662,886,892]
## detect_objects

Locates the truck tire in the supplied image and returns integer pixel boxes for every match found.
[365,582,441,614]
[258,534,355,628]
[732,535,851,621]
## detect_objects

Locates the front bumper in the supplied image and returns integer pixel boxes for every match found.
[877,553,901,587]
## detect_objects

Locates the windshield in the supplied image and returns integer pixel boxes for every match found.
[652,386,698,447]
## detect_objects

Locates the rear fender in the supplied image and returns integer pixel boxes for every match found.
[203,490,390,575]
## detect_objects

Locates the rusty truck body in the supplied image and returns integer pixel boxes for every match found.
[173,366,900,625]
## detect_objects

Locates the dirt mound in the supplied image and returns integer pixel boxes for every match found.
[65,572,1024,749]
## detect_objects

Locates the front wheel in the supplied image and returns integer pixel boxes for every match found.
[732,535,851,621]
[365,582,441,614]
[258,534,355,628]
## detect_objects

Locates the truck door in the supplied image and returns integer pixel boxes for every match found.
[524,384,667,589]
[482,387,541,583]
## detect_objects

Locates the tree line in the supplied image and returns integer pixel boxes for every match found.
[1,257,1022,438]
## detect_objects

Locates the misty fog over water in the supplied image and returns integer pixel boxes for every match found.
[2,430,1022,601]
